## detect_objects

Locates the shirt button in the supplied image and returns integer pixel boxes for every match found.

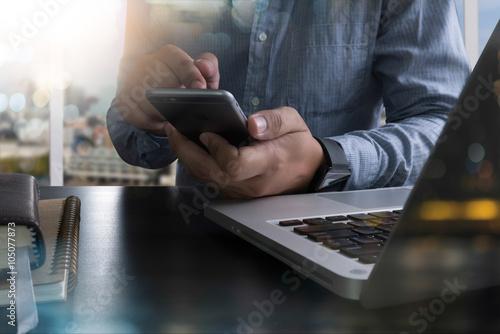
[258,32,267,42]
[251,97,260,107]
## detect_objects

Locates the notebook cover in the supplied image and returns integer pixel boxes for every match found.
[0,173,45,268]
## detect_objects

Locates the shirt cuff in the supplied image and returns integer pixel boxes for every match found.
[106,99,177,169]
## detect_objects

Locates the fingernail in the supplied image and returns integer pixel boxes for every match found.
[252,114,267,134]
[200,133,209,147]
[195,58,214,71]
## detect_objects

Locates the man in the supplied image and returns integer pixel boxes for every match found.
[107,0,470,198]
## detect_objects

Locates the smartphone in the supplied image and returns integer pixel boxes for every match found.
[146,88,254,148]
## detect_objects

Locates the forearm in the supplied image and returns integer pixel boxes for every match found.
[107,99,177,169]
[332,0,469,190]
[332,110,447,190]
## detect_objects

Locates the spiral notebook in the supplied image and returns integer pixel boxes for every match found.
[0,196,81,305]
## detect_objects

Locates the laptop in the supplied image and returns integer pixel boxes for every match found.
[205,20,500,308]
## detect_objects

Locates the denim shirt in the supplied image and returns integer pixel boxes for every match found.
[107,0,470,190]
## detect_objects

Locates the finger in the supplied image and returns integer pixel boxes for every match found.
[158,44,208,89]
[194,53,220,89]
[117,45,210,136]
[247,107,309,140]
[168,125,227,185]
[200,132,240,178]
[117,52,183,130]
[200,132,274,182]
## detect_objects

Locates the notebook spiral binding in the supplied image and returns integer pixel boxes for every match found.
[28,226,42,263]
[50,195,81,292]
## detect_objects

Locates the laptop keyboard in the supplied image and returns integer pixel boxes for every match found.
[278,210,402,264]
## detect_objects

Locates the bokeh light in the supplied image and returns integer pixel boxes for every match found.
[199,32,231,51]
[216,32,231,50]
[464,199,499,220]
[0,93,8,112]
[13,118,28,140]
[9,93,26,112]
[63,104,80,124]
[478,160,494,179]
[468,143,485,163]
[32,88,50,108]
[19,156,36,173]
[199,32,218,51]
[232,0,257,32]
[27,118,45,139]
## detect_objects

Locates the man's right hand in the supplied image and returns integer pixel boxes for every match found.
[116,45,220,136]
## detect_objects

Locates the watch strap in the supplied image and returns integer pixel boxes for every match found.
[308,138,351,192]
[315,137,349,171]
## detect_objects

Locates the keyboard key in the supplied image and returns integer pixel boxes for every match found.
[308,229,357,242]
[304,219,330,225]
[349,235,382,245]
[322,238,356,250]
[358,254,380,264]
[348,220,378,228]
[340,244,384,258]
[294,223,351,235]
[303,217,326,224]
[368,211,400,218]
[347,213,374,220]
[374,233,391,241]
[351,227,382,235]
[367,218,395,225]
[375,224,394,233]
[279,219,303,227]
[325,215,348,222]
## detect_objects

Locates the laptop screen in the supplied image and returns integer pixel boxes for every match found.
[361,19,500,308]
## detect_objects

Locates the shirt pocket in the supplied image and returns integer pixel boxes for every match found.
[287,23,370,120]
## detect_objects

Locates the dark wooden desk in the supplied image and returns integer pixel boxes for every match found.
[4,186,500,333]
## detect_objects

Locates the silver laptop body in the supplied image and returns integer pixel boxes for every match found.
[205,20,500,308]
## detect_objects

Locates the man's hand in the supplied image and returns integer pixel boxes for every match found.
[116,45,220,136]
[166,107,326,198]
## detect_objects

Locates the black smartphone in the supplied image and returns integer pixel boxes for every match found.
[146,88,254,148]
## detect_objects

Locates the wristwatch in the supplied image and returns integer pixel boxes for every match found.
[308,138,351,192]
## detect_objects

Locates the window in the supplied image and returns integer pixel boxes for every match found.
[1,1,498,186]
[455,0,500,67]
[0,0,175,186]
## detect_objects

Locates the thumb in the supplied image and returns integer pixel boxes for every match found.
[248,107,308,140]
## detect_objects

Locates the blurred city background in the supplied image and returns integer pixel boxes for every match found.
[0,0,498,186]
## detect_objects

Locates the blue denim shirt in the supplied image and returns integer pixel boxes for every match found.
[107,0,470,190]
